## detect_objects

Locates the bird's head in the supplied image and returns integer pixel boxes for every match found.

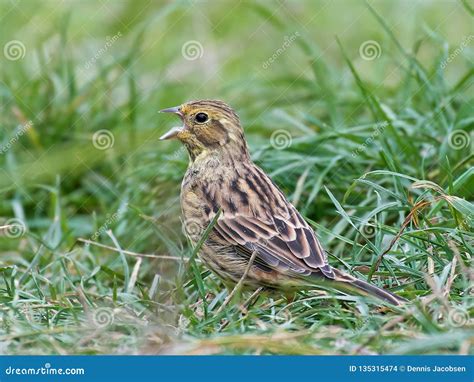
[160,100,249,162]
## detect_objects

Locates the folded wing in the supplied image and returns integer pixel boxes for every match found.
[210,166,335,279]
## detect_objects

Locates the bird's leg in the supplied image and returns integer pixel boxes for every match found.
[219,287,263,331]
[239,286,263,314]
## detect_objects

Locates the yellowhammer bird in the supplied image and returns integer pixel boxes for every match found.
[160,99,405,306]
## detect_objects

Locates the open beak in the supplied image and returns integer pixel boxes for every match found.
[159,105,184,140]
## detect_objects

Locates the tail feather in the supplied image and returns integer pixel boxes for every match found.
[332,269,406,306]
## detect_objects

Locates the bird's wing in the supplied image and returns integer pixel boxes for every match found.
[211,165,335,279]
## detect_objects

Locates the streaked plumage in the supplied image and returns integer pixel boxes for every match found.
[160,100,405,305]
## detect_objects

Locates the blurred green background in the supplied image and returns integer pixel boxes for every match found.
[0,0,472,354]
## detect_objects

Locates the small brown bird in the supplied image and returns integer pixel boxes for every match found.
[160,100,404,305]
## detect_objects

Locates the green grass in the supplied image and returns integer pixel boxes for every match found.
[0,0,473,355]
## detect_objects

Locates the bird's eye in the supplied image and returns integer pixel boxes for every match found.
[195,112,208,123]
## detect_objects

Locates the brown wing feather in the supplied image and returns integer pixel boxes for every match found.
[210,164,335,279]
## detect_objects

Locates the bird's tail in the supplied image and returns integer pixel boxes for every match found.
[331,269,406,306]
